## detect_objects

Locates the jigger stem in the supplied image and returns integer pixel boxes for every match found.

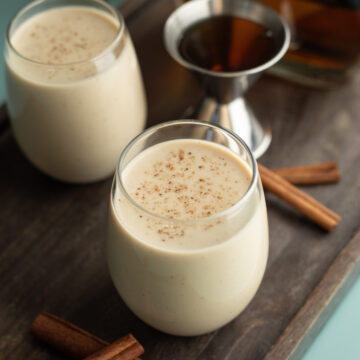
[194,96,271,159]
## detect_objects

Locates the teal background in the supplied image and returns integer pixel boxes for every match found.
[0,0,30,103]
[0,2,359,359]
[303,275,360,360]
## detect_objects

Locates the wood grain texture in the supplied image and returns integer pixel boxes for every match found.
[119,0,152,20]
[0,0,359,359]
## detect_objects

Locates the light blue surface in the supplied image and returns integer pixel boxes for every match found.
[1,2,360,359]
[302,274,360,360]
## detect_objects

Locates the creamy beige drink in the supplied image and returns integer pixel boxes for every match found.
[5,1,146,183]
[107,124,269,336]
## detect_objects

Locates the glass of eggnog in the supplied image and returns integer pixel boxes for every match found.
[107,120,269,336]
[4,0,146,183]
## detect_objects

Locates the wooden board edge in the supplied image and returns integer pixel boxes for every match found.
[264,227,360,360]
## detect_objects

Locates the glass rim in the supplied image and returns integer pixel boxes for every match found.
[164,0,291,78]
[5,0,125,68]
[114,119,259,225]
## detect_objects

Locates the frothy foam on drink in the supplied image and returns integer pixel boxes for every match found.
[11,7,118,65]
[123,139,251,221]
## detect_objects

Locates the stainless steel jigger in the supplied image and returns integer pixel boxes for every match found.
[164,0,290,158]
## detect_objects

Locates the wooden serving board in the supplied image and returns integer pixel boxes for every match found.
[265,228,360,360]
[0,0,359,359]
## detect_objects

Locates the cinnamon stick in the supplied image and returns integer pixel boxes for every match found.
[258,164,341,231]
[275,161,338,173]
[85,334,142,360]
[31,312,143,360]
[274,170,340,185]
[273,161,341,185]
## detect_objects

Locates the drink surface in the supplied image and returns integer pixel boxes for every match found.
[115,139,254,250]
[9,6,121,83]
[123,139,251,220]
[11,7,118,65]
[178,15,279,72]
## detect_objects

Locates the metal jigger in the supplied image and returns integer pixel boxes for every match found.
[164,0,290,158]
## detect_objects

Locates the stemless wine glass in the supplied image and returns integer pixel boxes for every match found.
[107,120,269,336]
[4,0,146,183]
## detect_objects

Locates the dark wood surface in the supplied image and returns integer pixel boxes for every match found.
[1,0,360,359]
